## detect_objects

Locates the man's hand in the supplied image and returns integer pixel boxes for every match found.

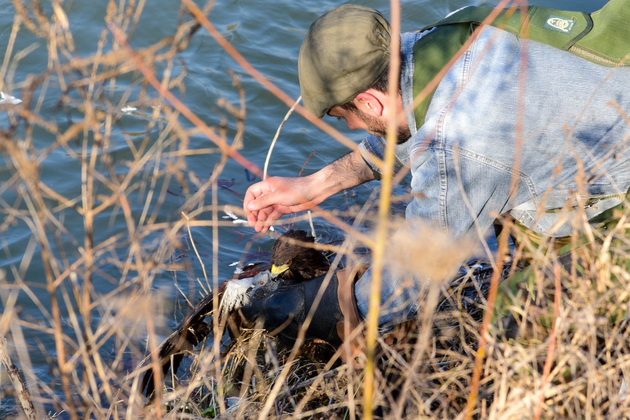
[244,149,376,232]
[244,175,324,232]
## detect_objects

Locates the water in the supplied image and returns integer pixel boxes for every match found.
[0,0,608,416]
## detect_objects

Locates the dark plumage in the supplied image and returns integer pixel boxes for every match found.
[139,230,330,398]
[270,230,330,281]
[139,262,270,398]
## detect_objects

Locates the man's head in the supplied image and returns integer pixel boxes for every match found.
[298,5,410,143]
[298,5,391,118]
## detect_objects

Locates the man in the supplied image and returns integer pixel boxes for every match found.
[240,4,630,347]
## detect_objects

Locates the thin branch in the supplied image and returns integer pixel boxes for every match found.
[0,337,37,420]
[363,1,402,418]
[264,95,301,180]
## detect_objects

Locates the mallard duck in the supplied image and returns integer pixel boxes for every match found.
[140,230,330,398]
[139,262,271,398]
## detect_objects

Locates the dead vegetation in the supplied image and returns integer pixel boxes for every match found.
[0,0,629,419]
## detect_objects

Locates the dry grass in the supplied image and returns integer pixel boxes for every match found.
[0,1,629,419]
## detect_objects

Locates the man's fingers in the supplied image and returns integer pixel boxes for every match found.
[254,207,288,232]
[244,183,269,212]
[253,207,275,232]
[247,209,259,226]
[243,177,305,231]
[246,189,280,212]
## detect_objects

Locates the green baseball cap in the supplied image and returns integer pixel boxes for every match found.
[298,5,391,118]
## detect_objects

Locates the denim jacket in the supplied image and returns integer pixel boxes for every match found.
[355,26,630,325]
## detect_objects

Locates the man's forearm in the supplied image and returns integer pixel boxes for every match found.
[311,149,376,197]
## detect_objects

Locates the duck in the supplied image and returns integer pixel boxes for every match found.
[270,229,331,282]
[139,229,330,398]
[139,261,271,398]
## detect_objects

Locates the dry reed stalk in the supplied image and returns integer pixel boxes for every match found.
[264,95,302,181]
[362,1,402,417]
[464,219,512,419]
[533,262,562,420]
[210,181,227,415]
[0,334,37,419]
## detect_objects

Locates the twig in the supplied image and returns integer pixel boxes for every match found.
[363,0,402,417]
[0,337,37,420]
[264,95,301,180]
[534,262,562,420]
[210,181,227,416]
[464,219,512,419]
[307,211,316,240]
[182,211,210,285]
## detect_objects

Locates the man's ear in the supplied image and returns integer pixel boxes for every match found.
[354,90,385,117]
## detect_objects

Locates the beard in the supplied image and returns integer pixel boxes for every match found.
[354,108,412,143]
